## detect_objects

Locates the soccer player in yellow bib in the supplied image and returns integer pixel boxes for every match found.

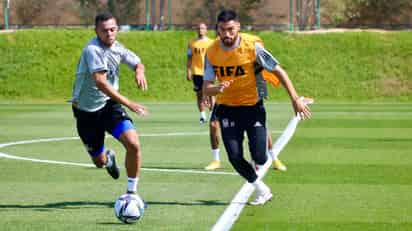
[203,10,311,205]
[203,33,289,172]
[186,23,214,124]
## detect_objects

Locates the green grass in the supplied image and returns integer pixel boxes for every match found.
[0,103,411,230]
[1,30,411,102]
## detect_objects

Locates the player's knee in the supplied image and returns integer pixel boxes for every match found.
[126,140,141,155]
[227,153,243,164]
[253,151,268,165]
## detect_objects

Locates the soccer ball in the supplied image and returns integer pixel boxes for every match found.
[114,193,145,224]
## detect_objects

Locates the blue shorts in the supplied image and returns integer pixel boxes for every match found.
[72,100,135,157]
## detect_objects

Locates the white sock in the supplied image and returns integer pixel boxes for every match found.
[212,149,220,161]
[200,111,206,119]
[252,179,269,192]
[271,148,280,161]
[127,177,139,193]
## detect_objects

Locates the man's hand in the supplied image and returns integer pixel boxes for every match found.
[127,101,149,117]
[135,64,148,91]
[186,72,192,81]
[218,80,234,93]
[292,97,311,120]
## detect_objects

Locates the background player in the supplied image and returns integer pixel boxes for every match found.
[186,22,214,124]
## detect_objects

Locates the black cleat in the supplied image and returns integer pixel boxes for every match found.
[105,149,120,179]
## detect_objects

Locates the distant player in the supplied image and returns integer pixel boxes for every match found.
[186,23,214,124]
[71,12,148,195]
[203,10,311,205]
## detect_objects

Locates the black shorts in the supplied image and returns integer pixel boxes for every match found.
[192,75,203,92]
[72,100,134,157]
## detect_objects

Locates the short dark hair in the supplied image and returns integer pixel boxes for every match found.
[95,12,116,27]
[217,10,238,23]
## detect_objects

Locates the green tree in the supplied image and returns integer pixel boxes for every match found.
[77,0,141,25]
[344,0,412,26]
[184,0,262,26]
[238,0,262,25]
[14,0,48,25]
[106,0,141,25]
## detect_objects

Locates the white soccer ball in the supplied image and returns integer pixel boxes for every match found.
[114,193,145,224]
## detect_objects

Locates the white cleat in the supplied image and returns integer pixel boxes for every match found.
[249,189,273,206]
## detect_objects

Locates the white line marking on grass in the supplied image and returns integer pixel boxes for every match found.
[0,132,248,176]
[0,152,237,176]
[0,131,283,149]
[211,116,301,231]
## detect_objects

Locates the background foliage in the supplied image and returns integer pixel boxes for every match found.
[0,30,411,102]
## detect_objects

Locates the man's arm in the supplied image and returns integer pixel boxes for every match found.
[201,55,233,96]
[186,45,192,81]
[93,71,147,116]
[272,66,311,119]
[255,43,310,119]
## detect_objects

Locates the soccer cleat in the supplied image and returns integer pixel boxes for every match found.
[272,159,287,171]
[200,117,206,124]
[250,188,273,206]
[105,149,120,179]
[204,160,221,170]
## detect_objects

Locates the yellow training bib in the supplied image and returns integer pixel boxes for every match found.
[206,34,259,106]
[189,38,213,76]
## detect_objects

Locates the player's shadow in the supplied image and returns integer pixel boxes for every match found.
[0,201,113,211]
[0,199,228,210]
[146,200,228,207]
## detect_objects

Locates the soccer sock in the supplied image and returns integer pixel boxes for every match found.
[271,148,280,161]
[127,177,139,193]
[212,149,220,161]
[252,179,269,192]
[268,149,276,160]
[200,111,206,119]
[105,151,113,167]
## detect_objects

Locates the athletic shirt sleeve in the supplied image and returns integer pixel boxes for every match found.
[255,43,279,72]
[203,55,216,81]
[121,47,141,71]
[187,47,192,57]
[84,46,108,74]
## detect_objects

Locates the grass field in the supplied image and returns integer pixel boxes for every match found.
[0,102,411,230]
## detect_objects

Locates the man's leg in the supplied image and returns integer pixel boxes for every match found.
[219,115,257,183]
[118,129,142,194]
[267,129,287,171]
[196,90,206,123]
[73,106,119,178]
[193,76,206,124]
[245,104,272,206]
[205,119,221,170]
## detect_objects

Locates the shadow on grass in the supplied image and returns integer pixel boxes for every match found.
[146,199,228,207]
[0,199,228,210]
[0,201,113,210]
